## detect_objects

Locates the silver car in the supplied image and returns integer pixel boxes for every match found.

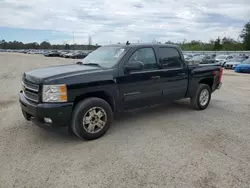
[224,56,248,69]
[215,55,234,66]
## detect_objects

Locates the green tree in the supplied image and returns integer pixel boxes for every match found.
[165,41,174,44]
[40,41,51,49]
[240,21,250,50]
[213,37,222,50]
[64,44,70,50]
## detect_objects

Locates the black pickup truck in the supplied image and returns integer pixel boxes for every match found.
[20,44,222,140]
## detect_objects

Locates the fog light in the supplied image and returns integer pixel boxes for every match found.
[44,118,52,124]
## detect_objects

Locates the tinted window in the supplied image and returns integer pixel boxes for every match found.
[128,48,157,70]
[159,47,183,68]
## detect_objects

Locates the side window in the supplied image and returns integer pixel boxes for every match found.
[159,47,183,68]
[128,48,157,70]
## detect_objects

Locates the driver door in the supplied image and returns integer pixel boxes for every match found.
[117,47,162,110]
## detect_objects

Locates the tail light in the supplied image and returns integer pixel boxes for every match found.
[218,67,223,83]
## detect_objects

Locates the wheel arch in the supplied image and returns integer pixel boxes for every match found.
[73,90,115,112]
[199,77,214,91]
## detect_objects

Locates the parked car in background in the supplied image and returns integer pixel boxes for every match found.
[210,54,216,58]
[200,55,216,64]
[234,58,250,73]
[27,50,37,54]
[189,55,205,64]
[184,54,193,61]
[63,51,75,58]
[44,50,60,57]
[192,53,202,57]
[71,51,88,59]
[224,56,248,69]
[215,55,234,66]
[239,54,249,57]
[21,50,29,53]
[62,51,88,59]
[58,51,70,57]
[189,55,215,65]
[38,50,45,55]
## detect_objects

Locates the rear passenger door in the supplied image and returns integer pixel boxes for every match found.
[157,47,188,101]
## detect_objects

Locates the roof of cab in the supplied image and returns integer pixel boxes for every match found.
[103,43,180,48]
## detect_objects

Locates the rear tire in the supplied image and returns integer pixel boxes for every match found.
[71,97,113,140]
[190,84,211,110]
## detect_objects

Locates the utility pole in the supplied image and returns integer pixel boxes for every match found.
[73,32,75,50]
[88,36,92,46]
[87,36,92,51]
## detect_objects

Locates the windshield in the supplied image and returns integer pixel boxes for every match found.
[242,58,250,64]
[216,55,227,59]
[203,55,213,59]
[80,46,127,68]
[231,57,246,62]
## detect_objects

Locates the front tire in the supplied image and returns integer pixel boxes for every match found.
[71,97,113,140]
[190,84,211,110]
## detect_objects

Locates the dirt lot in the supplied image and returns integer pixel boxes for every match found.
[0,52,250,188]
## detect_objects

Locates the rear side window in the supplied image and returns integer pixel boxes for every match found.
[158,47,183,68]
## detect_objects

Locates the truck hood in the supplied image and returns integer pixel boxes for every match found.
[23,64,102,84]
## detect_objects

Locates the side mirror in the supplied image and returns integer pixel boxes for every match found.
[124,61,144,73]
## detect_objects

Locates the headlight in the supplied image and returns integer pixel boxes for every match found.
[42,84,67,102]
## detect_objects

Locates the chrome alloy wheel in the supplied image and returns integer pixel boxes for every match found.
[199,89,209,106]
[82,107,107,133]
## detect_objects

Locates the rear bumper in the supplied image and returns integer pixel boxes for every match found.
[19,91,73,128]
[217,82,222,90]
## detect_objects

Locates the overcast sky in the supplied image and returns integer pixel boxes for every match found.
[0,0,249,44]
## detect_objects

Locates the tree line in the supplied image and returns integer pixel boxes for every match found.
[159,37,244,51]
[1,21,249,51]
[0,40,100,50]
[157,21,250,51]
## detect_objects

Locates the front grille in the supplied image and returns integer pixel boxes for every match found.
[23,80,39,92]
[23,90,39,102]
[22,80,39,103]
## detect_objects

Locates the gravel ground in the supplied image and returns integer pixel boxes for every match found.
[0,52,250,188]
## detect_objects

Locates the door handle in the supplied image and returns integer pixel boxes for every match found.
[151,76,161,80]
[178,73,186,76]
